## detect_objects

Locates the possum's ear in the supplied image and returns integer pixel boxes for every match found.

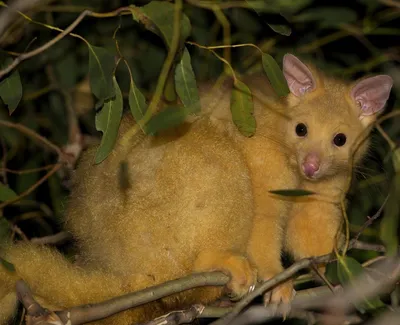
[351,75,393,118]
[283,54,316,97]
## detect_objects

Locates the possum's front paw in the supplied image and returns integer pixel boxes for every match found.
[263,280,295,305]
[223,255,257,301]
[194,251,257,301]
[263,279,295,318]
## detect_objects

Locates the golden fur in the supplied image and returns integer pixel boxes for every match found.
[0,55,392,324]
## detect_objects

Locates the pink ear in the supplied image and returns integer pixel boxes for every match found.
[351,75,393,117]
[283,54,316,97]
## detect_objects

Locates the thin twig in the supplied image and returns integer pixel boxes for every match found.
[0,165,57,175]
[31,231,72,246]
[0,163,62,209]
[0,121,62,156]
[353,195,389,242]
[0,9,90,79]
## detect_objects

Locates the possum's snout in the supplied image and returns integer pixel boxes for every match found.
[302,153,320,178]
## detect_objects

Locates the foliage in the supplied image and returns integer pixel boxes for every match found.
[0,0,399,324]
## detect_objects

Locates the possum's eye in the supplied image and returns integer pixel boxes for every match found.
[333,133,347,147]
[295,123,308,137]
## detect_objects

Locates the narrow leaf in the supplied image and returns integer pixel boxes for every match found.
[0,218,11,245]
[0,183,17,202]
[269,189,315,197]
[128,77,147,123]
[137,1,191,48]
[337,256,385,311]
[144,106,193,136]
[0,57,22,114]
[88,45,115,102]
[174,47,201,113]
[118,161,131,191]
[267,23,291,36]
[0,257,15,273]
[262,53,290,97]
[230,80,256,137]
[94,77,123,164]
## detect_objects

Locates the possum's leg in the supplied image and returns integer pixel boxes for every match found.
[285,200,343,274]
[193,250,257,300]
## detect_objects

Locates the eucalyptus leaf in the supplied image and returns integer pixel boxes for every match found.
[269,189,315,197]
[337,255,385,312]
[144,105,194,135]
[267,23,291,36]
[128,75,147,123]
[88,45,115,102]
[94,77,123,164]
[262,53,290,97]
[138,1,191,47]
[230,80,256,137]
[174,47,201,113]
[0,183,17,202]
[0,57,22,114]
[0,257,15,273]
[0,218,11,245]
[119,160,131,191]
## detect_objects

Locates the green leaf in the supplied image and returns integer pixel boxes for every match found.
[267,23,291,36]
[128,75,147,124]
[337,256,385,312]
[174,47,201,113]
[325,261,340,285]
[137,1,191,48]
[0,218,11,245]
[262,53,290,97]
[337,256,364,284]
[0,183,17,202]
[144,106,193,136]
[269,189,315,197]
[293,7,358,28]
[229,8,262,33]
[0,57,22,114]
[230,80,256,137]
[0,257,15,273]
[118,160,131,191]
[88,45,115,102]
[94,77,123,164]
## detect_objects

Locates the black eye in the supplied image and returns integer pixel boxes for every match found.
[295,123,307,137]
[333,133,347,147]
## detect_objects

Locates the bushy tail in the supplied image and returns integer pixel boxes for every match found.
[0,243,223,325]
[0,243,169,325]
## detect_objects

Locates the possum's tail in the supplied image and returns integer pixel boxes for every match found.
[0,243,222,325]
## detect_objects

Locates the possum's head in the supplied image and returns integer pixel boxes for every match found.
[282,54,393,181]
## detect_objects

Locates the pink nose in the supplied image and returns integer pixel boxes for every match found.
[302,154,320,177]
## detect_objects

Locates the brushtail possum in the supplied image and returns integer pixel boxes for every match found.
[0,54,393,324]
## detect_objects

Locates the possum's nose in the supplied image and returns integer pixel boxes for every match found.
[302,153,320,177]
